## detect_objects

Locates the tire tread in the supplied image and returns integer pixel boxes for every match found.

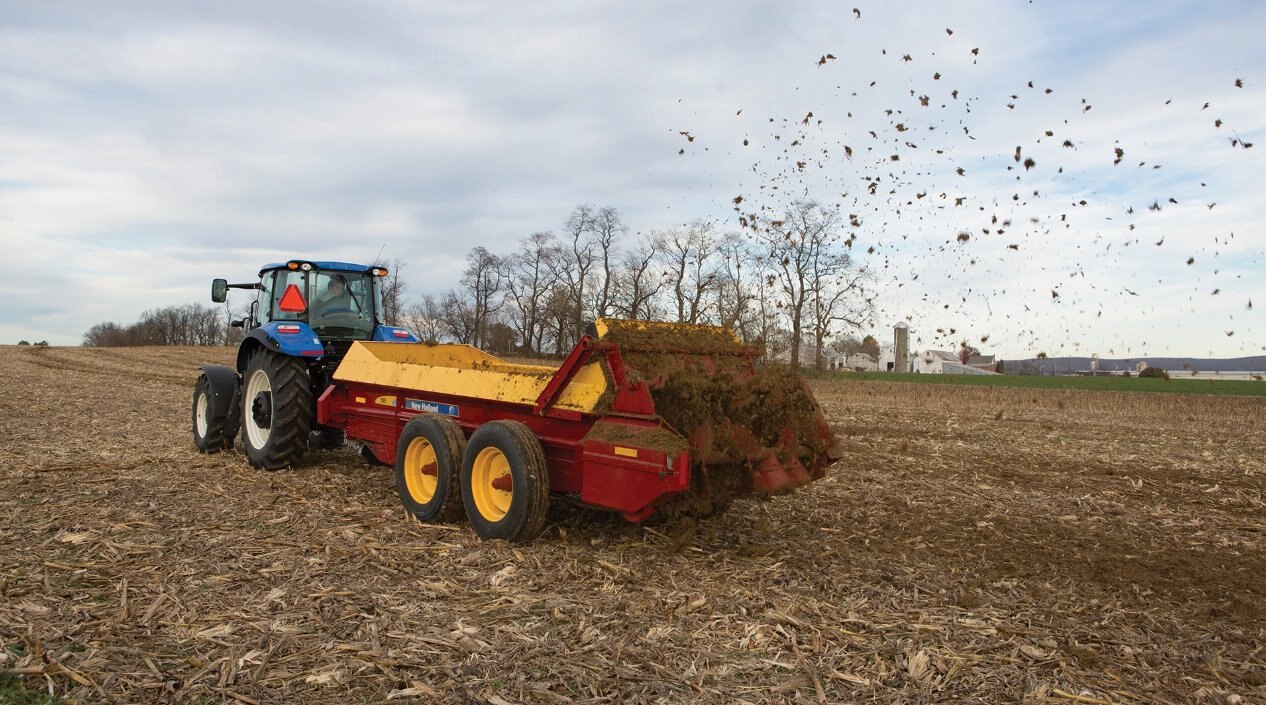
[243,351,313,469]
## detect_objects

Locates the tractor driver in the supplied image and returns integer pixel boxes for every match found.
[318,277,355,312]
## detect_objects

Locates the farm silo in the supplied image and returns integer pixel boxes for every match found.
[894,322,909,373]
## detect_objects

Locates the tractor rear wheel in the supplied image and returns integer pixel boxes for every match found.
[241,351,313,469]
[395,414,466,523]
[460,420,550,542]
[192,374,234,453]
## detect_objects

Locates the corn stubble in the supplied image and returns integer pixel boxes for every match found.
[1,345,1264,704]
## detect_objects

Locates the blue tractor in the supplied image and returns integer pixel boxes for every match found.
[192,259,418,469]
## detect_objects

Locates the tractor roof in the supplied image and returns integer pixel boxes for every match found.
[258,260,376,276]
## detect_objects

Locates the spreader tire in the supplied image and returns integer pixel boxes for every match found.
[192,374,234,453]
[240,351,313,469]
[461,421,550,542]
[395,414,466,523]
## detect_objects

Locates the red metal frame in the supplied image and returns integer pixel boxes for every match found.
[317,337,690,521]
[315,334,829,523]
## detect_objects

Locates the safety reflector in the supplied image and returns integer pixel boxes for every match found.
[278,284,306,312]
[276,324,302,334]
[392,329,410,338]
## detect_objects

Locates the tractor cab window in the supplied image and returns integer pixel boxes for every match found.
[255,273,275,326]
[270,270,307,321]
[310,271,376,338]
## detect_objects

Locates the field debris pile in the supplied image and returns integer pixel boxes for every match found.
[2,344,1265,704]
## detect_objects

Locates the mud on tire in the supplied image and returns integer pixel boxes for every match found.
[240,351,313,469]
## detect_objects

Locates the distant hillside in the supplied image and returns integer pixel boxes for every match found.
[1003,355,1266,374]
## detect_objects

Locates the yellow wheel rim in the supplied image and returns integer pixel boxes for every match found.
[403,437,439,505]
[471,446,513,522]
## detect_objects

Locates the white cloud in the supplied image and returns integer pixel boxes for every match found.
[0,0,1261,355]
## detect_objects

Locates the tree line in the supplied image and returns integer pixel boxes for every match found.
[81,200,873,369]
[82,303,243,347]
[390,200,873,368]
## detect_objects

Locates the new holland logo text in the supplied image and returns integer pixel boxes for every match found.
[404,398,460,416]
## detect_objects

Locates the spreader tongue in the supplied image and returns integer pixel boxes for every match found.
[593,319,840,503]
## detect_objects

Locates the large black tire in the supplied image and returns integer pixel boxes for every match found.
[395,414,466,523]
[460,420,550,542]
[192,374,235,453]
[240,351,313,469]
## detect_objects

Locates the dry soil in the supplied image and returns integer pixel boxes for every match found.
[1,345,1263,704]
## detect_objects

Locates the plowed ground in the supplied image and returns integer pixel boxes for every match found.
[1,345,1263,704]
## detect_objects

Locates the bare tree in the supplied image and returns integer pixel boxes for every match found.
[82,321,130,347]
[83,303,228,347]
[589,206,624,319]
[224,301,246,346]
[611,234,664,320]
[560,204,597,340]
[541,284,579,355]
[461,246,504,348]
[660,220,721,325]
[440,289,478,344]
[713,232,759,341]
[831,334,863,357]
[376,257,408,326]
[763,201,841,368]
[752,271,788,360]
[809,249,872,369]
[401,293,446,342]
[484,320,517,354]
[505,232,560,353]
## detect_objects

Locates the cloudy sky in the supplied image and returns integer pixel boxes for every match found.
[2,1,1262,357]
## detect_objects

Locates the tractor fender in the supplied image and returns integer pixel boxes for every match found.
[371,324,420,342]
[235,323,324,372]
[199,364,241,420]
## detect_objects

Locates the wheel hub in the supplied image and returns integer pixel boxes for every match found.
[251,391,273,429]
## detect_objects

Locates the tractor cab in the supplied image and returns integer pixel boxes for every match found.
[252,261,382,339]
[197,260,418,469]
[213,259,417,372]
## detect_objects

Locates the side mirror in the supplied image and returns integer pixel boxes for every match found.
[230,319,245,328]
[211,278,228,303]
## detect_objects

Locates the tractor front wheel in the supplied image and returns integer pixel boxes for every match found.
[395,414,465,523]
[241,351,314,469]
[460,421,550,542]
[192,374,235,453]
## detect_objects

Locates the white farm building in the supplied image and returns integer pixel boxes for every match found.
[913,350,999,376]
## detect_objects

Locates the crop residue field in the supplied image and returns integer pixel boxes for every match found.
[1,345,1264,704]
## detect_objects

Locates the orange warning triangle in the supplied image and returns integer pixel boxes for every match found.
[278,283,307,312]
